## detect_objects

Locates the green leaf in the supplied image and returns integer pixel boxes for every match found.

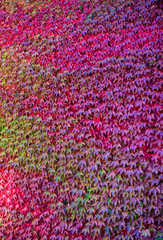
[49,168,55,173]
[107,198,112,204]
[142,230,150,237]
[99,169,105,176]
[57,202,63,207]
[76,172,83,177]
[65,148,71,153]
[35,164,39,171]
[86,193,91,199]
[55,176,61,181]
[29,163,35,168]
[76,197,83,203]
[50,203,56,209]
[0,151,6,157]
[44,191,50,197]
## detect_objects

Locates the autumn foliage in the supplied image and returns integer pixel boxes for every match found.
[0,0,162,239]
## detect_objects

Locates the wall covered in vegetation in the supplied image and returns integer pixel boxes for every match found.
[0,0,162,239]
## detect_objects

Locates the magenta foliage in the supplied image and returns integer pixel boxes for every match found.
[0,0,162,239]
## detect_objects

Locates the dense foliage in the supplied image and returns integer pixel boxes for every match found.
[0,0,162,239]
